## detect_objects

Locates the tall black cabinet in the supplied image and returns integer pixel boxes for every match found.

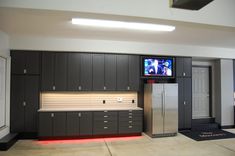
[10,51,40,136]
[176,57,192,130]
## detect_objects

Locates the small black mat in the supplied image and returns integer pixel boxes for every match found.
[180,130,235,141]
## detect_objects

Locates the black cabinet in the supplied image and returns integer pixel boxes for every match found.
[41,52,67,91]
[39,112,66,137]
[67,53,92,91]
[10,75,39,133]
[177,78,192,130]
[117,55,140,91]
[176,57,192,77]
[11,51,40,75]
[105,54,117,90]
[93,54,105,90]
[118,110,143,134]
[93,111,118,135]
[66,112,92,136]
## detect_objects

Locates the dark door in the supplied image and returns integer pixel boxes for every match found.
[80,53,92,91]
[129,55,140,91]
[24,76,39,132]
[117,55,129,91]
[54,53,67,91]
[93,54,105,90]
[176,78,185,129]
[39,113,53,137]
[183,57,192,77]
[184,78,192,129]
[176,57,184,77]
[41,52,55,91]
[79,112,92,136]
[11,52,25,75]
[10,75,25,132]
[25,52,40,75]
[104,54,116,90]
[67,53,81,91]
[53,112,66,136]
[67,112,80,136]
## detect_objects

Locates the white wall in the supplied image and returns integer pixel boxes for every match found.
[10,36,235,59]
[0,0,235,27]
[0,31,10,139]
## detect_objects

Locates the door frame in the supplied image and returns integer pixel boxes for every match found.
[192,65,212,118]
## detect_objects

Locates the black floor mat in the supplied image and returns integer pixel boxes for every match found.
[180,130,235,141]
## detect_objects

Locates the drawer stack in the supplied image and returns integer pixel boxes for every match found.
[93,111,118,135]
[118,110,143,134]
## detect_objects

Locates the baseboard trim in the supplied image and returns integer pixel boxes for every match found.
[220,125,235,129]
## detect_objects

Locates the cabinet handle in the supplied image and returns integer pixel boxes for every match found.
[78,113,81,117]
[52,86,56,90]
[183,72,186,76]
[104,86,106,90]
[129,121,132,123]
[184,101,186,105]
[129,116,132,119]
[22,101,26,107]
[51,113,54,118]
[129,126,133,128]
[104,115,108,118]
[129,113,132,115]
[104,121,108,123]
[104,127,108,129]
[104,110,108,113]
[129,110,132,112]
[127,86,130,90]
[23,69,27,74]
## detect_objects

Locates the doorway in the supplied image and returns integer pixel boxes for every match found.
[192,66,211,119]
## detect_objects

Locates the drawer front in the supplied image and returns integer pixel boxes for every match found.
[119,120,142,126]
[94,111,118,120]
[119,110,143,117]
[119,116,142,121]
[93,121,117,128]
[93,125,118,135]
[119,125,142,134]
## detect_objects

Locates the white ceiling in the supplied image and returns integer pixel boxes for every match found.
[0,8,235,49]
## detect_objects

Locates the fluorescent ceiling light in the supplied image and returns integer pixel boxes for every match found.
[72,18,175,32]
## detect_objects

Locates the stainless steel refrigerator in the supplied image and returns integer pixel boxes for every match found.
[144,83,178,137]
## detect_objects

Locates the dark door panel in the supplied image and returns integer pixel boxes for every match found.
[54,53,67,91]
[117,55,129,91]
[105,54,116,90]
[79,112,92,136]
[11,52,25,75]
[67,112,80,136]
[53,112,66,136]
[39,113,53,137]
[80,53,92,91]
[25,52,40,75]
[129,55,140,91]
[92,54,105,90]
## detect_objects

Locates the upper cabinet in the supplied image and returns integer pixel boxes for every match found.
[41,52,67,91]
[11,51,40,75]
[117,55,140,91]
[176,57,192,77]
[67,53,92,91]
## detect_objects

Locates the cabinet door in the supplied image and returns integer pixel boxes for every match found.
[176,78,185,129]
[54,53,67,91]
[11,51,25,74]
[80,53,92,91]
[10,75,25,133]
[105,54,116,90]
[41,52,55,91]
[117,55,129,91]
[92,54,105,90]
[184,78,192,129]
[79,112,92,136]
[53,112,66,136]
[67,53,81,91]
[176,57,184,77]
[39,113,53,137]
[25,52,40,75]
[183,57,192,77]
[24,76,39,132]
[129,55,140,91]
[67,112,80,136]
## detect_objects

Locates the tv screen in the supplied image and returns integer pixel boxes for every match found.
[143,57,174,77]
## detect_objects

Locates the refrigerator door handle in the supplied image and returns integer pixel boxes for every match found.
[163,91,166,117]
[161,92,164,117]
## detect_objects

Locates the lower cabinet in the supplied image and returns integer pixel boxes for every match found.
[38,110,143,138]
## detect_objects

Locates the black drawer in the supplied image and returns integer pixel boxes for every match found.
[119,125,142,134]
[94,111,118,120]
[119,120,142,126]
[93,121,117,128]
[119,116,142,121]
[93,125,118,135]
[119,110,142,116]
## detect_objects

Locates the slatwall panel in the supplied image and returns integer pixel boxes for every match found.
[41,92,138,109]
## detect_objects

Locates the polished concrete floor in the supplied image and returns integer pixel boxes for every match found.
[1,129,235,156]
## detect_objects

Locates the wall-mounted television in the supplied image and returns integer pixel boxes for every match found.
[142,56,175,78]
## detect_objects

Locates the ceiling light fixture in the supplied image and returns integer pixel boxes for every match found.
[71,18,175,32]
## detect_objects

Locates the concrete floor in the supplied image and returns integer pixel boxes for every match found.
[1,129,235,156]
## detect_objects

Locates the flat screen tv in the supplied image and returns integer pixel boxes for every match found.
[142,57,174,78]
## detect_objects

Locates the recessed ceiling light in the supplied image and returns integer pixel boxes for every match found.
[71,18,175,32]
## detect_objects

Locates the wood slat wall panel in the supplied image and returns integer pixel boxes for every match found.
[41,92,138,109]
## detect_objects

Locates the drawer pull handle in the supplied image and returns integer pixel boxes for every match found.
[104,127,108,129]
[129,113,132,115]
[129,126,133,128]
[104,111,108,113]
[104,115,108,118]
[129,121,132,123]
[129,116,132,118]
[51,113,54,118]
[104,121,108,123]
[129,110,132,112]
